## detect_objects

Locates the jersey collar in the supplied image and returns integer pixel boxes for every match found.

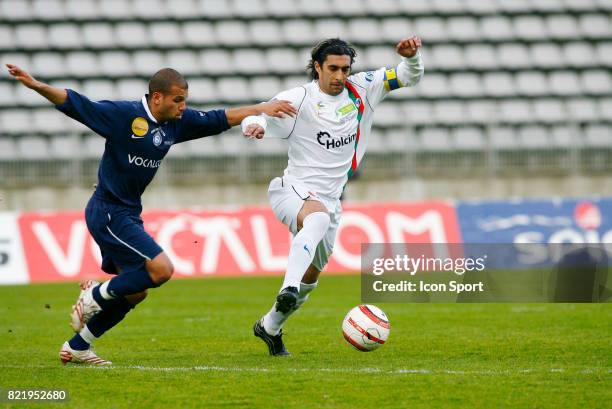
[141,95,158,124]
[315,81,347,101]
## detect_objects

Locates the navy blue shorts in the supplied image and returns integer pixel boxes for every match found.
[85,197,163,275]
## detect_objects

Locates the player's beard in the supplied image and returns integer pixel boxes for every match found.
[329,82,344,95]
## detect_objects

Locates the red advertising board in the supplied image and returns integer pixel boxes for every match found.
[15,201,461,283]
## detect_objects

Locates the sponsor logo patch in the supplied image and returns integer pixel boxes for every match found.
[131,117,149,137]
[336,102,357,117]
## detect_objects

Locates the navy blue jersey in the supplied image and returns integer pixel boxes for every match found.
[56,90,230,211]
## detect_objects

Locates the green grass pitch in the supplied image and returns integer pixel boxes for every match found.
[0,275,609,408]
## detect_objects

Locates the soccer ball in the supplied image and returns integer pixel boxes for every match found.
[342,304,390,351]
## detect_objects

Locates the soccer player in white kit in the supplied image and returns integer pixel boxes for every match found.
[242,37,424,355]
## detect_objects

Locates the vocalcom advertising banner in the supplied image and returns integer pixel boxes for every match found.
[7,201,460,284]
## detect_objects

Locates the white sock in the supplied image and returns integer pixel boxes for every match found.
[99,281,114,300]
[281,212,329,290]
[263,281,318,335]
[79,325,99,345]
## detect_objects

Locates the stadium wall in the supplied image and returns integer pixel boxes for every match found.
[1,197,611,285]
[2,175,612,212]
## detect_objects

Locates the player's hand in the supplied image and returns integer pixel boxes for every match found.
[259,100,297,118]
[243,124,265,139]
[6,64,38,88]
[396,36,422,58]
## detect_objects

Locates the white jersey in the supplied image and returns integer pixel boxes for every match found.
[245,52,424,199]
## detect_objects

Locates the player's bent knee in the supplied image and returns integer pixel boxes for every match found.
[157,262,174,284]
[308,211,330,230]
[146,252,175,285]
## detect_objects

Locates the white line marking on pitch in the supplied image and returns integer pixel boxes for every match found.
[0,365,609,375]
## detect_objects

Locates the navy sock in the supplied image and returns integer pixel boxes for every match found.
[92,285,121,310]
[106,267,157,298]
[68,333,90,351]
[87,297,135,338]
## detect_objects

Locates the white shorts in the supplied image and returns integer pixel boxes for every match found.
[268,175,342,271]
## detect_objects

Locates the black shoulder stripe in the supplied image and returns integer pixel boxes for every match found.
[285,86,307,140]
[348,78,374,112]
[348,79,367,93]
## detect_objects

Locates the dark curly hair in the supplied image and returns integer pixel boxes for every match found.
[307,38,357,80]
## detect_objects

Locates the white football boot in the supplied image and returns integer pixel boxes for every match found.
[70,280,102,332]
[59,341,112,366]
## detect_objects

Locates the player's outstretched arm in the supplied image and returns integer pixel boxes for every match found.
[6,64,67,105]
[225,100,297,126]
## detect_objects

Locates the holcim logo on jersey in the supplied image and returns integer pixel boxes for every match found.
[128,154,162,168]
[317,131,356,150]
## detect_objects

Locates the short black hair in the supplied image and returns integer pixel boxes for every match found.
[148,68,188,95]
[307,38,357,80]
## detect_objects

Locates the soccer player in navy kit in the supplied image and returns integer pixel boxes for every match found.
[6,63,297,365]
